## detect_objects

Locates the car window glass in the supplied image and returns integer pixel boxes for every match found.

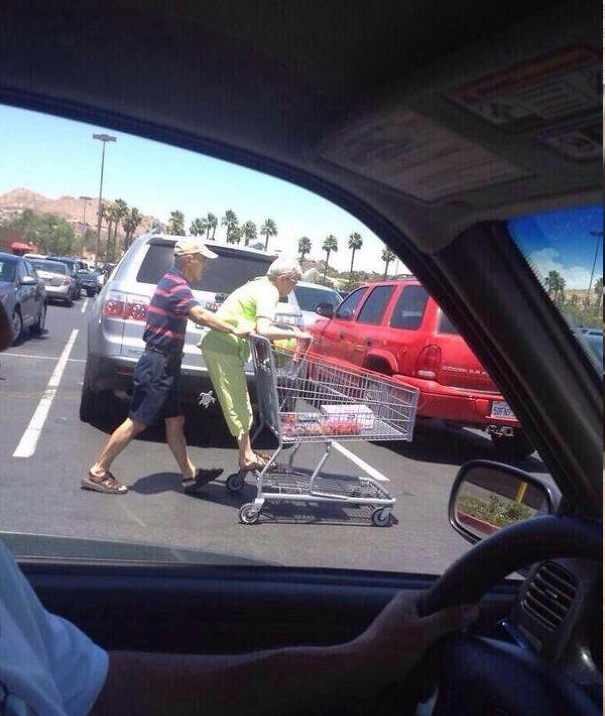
[136,243,274,294]
[507,205,603,373]
[0,260,16,282]
[294,286,340,311]
[437,310,459,335]
[357,285,394,325]
[16,262,27,281]
[389,285,429,330]
[335,287,365,319]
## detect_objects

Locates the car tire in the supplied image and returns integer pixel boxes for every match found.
[31,303,46,335]
[79,382,111,423]
[11,309,23,344]
[87,289,95,297]
[491,430,534,460]
[64,294,74,307]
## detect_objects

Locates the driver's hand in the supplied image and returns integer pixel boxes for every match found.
[347,591,479,688]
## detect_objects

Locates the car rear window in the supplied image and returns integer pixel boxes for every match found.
[32,261,68,274]
[389,285,428,329]
[438,310,460,335]
[137,242,274,294]
[294,285,340,311]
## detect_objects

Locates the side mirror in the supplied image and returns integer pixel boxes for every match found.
[449,460,556,545]
[20,276,38,286]
[315,302,335,318]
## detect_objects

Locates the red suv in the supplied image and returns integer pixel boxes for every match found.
[310,279,533,459]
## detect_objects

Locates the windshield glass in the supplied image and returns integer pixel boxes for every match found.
[0,104,559,574]
[32,260,68,274]
[507,205,603,372]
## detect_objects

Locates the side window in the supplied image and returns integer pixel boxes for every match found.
[357,285,394,325]
[389,285,429,330]
[335,287,366,319]
[17,261,27,281]
[437,310,459,335]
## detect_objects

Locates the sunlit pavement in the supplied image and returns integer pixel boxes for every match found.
[0,301,546,574]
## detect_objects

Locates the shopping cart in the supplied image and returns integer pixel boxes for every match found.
[226,335,419,526]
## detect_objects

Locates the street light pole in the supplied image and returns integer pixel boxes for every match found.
[583,229,603,322]
[92,133,116,267]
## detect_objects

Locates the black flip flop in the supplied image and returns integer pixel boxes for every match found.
[183,467,224,494]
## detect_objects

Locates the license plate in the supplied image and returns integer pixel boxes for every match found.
[490,400,516,419]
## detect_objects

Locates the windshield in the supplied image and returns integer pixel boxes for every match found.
[0,103,562,575]
[507,205,603,372]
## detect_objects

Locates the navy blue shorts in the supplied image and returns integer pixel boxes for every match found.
[129,349,183,426]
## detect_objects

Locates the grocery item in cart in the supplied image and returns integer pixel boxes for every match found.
[320,404,375,430]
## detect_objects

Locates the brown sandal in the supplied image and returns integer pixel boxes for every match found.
[81,471,128,494]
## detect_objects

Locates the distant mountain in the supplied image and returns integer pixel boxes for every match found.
[0,188,158,233]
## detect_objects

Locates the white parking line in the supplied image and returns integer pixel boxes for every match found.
[2,353,85,363]
[13,329,79,459]
[80,297,89,313]
[331,440,389,482]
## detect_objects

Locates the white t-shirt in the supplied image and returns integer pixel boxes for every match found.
[0,540,108,716]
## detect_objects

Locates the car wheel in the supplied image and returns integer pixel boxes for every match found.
[79,382,111,423]
[87,289,95,297]
[64,294,74,307]
[491,430,534,460]
[11,309,23,344]
[31,303,46,335]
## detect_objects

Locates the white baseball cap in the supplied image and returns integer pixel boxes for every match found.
[173,238,218,259]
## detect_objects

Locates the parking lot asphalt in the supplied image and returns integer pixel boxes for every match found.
[0,298,549,574]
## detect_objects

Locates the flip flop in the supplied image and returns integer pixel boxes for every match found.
[81,471,128,494]
[182,467,224,494]
[239,454,279,472]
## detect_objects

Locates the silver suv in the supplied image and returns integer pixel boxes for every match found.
[80,232,302,422]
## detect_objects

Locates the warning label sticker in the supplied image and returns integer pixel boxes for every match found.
[447,47,602,132]
[320,109,529,203]
[538,121,603,161]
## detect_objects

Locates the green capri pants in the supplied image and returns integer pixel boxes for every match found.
[200,330,253,439]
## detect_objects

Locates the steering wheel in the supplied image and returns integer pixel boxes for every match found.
[415,516,602,716]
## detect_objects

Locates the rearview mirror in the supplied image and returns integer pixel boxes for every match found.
[20,276,38,286]
[315,302,335,318]
[449,460,556,544]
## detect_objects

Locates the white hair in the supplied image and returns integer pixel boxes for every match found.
[266,256,302,280]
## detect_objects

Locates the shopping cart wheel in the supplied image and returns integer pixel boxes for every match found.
[371,507,392,527]
[239,503,260,525]
[226,472,245,493]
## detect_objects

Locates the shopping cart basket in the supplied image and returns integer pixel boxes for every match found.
[226,335,419,526]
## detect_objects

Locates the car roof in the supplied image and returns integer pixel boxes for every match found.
[295,282,340,291]
[0,252,19,262]
[142,233,277,259]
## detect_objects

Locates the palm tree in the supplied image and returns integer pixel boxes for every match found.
[110,198,129,260]
[260,218,277,251]
[189,218,206,236]
[221,210,239,242]
[122,207,143,250]
[226,225,242,245]
[593,276,603,314]
[241,220,258,246]
[347,232,363,285]
[167,210,186,236]
[322,234,338,279]
[382,247,396,279]
[206,212,218,240]
[298,236,312,262]
[544,270,565,306]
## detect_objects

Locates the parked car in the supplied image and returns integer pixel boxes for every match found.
[292,281,342,327]
[80,233,303,421]
[0,252,47,342]
[29,258,76,306]
[46,255,83,300]
[310,279,533,458]
[77,268,103,297]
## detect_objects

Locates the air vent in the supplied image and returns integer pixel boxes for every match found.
[522,562,578,631]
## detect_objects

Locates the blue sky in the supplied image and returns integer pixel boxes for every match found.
[0,104,400,273]
[508,206,603,290]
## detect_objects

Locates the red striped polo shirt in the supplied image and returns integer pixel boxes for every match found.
[143,270,199,354]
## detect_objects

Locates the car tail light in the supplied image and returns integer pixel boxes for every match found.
[415,344,441,379]
[102,291,149,321]
[61,277,71,285]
